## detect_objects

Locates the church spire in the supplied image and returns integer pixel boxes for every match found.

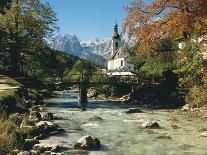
[112,22,120,39]
[111,22,121,57]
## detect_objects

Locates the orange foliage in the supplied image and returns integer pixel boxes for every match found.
[124,0,207,53]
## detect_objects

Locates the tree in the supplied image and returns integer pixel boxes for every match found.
[124,0,207,53]
[0,0,58,74]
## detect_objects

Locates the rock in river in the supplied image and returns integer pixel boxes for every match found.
[125,108,143,114]
[17,151,38,155]
[42,112,54,121]
[36,121,54,127]
[156,135,172,139]
[181,104,190,111]
[74,135,101,150]
[29,111,42,122]
[139,120,160,129]
[88,116,104,121]
[24,139,39,150]
[33,139,68,153]
[200,132,207,137]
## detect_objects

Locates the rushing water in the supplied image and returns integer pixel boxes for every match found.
[46,90,207,155]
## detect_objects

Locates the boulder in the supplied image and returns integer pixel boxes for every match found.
[36,121,54,127]
[139,120,160,129]
[33,141,68,153]
[74,135,101,150]
[29,111,42,122]
[29,105,40,112]
[119,94,131,102]
[200,132,207,137]
[44,151,63,155]
[20,119,36,129]
[170,123,179,129]
[156,135,172,139]
[35,121,59,135]
[24,139,39,150]
[17,151,38,155]
[42,112,54,121]
[80,107,87,111]
[181,104,190,111]
[97,94,106,100]
[12,149,20,154]
[34,134,47,140]
[17,151,31,155]
[88,116,103,121]
[125,108,143,114]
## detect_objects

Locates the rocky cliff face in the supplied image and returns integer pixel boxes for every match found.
[52,34,82,57]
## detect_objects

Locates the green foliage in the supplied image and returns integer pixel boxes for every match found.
[176,40,205,88]
[128,38,177,78]
[91,76,135,97]
[64,59,98,82]
[175,38,207,107]
[0,0,58,74]
[152,37,178,53]
[140,54,176,77]
[130,52,176,78]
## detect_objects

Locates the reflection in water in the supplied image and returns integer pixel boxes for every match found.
[46,91,207,155]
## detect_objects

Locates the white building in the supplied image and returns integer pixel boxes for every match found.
[107,24,134,74]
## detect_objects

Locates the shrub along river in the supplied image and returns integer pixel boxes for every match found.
[45,90,207,155]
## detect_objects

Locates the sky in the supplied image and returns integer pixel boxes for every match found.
[42,0,150,41]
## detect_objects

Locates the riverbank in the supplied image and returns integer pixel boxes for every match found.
[0,75,61,154]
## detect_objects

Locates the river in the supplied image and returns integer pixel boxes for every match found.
[45,90,207,155]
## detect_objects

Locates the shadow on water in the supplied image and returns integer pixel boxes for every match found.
[47,90,139,110]
[47,100,139,110]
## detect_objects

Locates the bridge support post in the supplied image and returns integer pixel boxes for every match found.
[79,80,88,110]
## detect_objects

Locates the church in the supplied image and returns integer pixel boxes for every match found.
[107,24,134,75]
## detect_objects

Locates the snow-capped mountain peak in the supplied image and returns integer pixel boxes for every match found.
[51,32,136,66]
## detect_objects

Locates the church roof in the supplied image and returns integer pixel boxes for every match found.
[110,47,130,60]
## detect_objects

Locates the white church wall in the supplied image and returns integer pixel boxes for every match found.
[113,58,124,70]
[107,60,114,70]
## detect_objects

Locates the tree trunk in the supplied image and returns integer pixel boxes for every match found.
[10,0,20,75]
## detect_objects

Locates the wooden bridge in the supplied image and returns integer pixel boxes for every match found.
[54,73,139,110]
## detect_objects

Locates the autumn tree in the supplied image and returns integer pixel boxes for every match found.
[124,0,207,53]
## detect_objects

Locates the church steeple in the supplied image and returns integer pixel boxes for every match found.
[112,23,120,39]
[111,23,121,57]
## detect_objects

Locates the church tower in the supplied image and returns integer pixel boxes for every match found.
[111,23,121,56]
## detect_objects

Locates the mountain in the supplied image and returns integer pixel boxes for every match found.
[51,34,82,57]
[81,38,112,58]
[51,32,136,66]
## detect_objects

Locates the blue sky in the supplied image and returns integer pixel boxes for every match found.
[42,0,149,41]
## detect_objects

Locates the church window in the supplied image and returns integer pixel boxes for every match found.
[115,42,118,48]
[121,60,123,66]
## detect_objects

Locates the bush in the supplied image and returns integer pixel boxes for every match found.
[186,86,207,108]
[0,117,23,153]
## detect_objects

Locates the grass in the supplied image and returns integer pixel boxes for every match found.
[0,89,16,101]
[0,117,19,153]
[0,76,21,101]
[4,76,21,87]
